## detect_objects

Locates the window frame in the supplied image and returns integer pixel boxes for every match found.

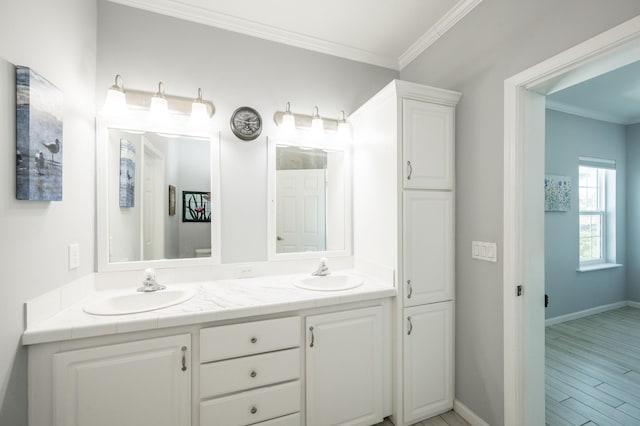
[577,157,616,269]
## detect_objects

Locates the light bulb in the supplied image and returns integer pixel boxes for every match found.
[102,74,127,116]
[280,102,296,137]
[310,106,324,139]
[189,88,209,133]
[148,81,169,123]
[337,111,351,142]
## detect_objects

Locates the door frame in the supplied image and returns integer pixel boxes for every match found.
[503,15,640,425]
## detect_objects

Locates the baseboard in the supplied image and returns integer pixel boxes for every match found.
[627,301,640,309]
[545,301,628,326]
[454,399,490,426]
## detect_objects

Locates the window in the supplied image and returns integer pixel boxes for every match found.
[578,157,616,268]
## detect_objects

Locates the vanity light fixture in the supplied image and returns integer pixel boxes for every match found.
[102,74,127,116]
[189,88,210,131]
[273,104,345,136]
[310,106,325,139]
[100,75,216,122]
[337,110,351,142]
[280,102,296,136]
[148,81,169,121]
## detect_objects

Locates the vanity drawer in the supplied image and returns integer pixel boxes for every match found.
[200,316,300,362]
[200,381,300,426]
[200,348,300,398]
[253,412,301,426]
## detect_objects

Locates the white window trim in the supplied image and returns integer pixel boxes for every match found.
[578,158,616,269]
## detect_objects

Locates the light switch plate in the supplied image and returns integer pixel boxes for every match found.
[68,243,80,270]
[472,241,497,262]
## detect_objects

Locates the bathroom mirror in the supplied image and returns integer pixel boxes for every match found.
[268,140,351,260]
[97,116,221,271]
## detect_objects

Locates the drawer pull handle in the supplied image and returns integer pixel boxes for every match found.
[407,280,413,299]
[181,346,187,371]
[250,406,258,414]
[309,326,315,348]
[250,337,257,344]
[407,316,413,335]
[250,370,257,378]
[407,160,413,180]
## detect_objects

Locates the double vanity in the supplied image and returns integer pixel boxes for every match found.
[24,270,395,426]
[24,78,460,426]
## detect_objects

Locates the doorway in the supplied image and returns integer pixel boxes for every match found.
[503,15,640,425]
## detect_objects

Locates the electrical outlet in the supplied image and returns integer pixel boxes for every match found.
[68,243,80,270]
[237,266,254,278]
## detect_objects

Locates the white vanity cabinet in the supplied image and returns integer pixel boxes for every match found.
[305,306,384,426]
[351,79,460,426]
[403,302,453,424]
[52,334,191,426]
[402,98,454,190]
[403,191,453,307]
[199,316,302,426]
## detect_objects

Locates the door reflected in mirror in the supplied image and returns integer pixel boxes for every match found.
[274,145,346,254]
[108,129,211,262]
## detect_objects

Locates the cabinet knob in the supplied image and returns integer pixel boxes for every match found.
[407,316,413,335]
[407,160,413,180]
[407,280,413,299]
[250,370,257,378]
[250,337,257,344]
[309,326,315,348]
[250,406,258,414]
[181,346,187,372]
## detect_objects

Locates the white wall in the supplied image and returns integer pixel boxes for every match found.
[0,0,97,424]
[96,0,398,263]
[400,1,640,424]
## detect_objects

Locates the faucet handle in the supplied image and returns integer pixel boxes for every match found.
[319,257,327,266]
[144,268,156,280]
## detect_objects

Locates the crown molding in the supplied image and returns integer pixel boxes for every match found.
[545,99,640,125]
[107,0,399,70]
[398,0,482,70]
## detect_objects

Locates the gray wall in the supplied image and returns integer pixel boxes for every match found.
[627,124,640,302]
[545,109,627,319]
[97,1,398,263]
[399,1,640,424]
[0,1,97,424]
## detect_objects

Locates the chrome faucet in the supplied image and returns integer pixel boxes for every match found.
[312,258,330,276]
[137,268,166,292]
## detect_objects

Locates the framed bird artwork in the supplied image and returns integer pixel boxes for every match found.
[119,139,136,207]
[15,65,63,201]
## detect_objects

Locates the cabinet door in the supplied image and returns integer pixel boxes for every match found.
[306,306,383,426]
[402,99,454,190]
[403,191,453,306]
[404,302,453,423]
[54,334,191,426]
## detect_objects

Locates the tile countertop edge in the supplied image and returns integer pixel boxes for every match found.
[22,283,396,346]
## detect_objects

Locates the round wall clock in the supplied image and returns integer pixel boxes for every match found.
[230,106,262,141]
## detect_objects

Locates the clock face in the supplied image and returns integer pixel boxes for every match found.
[230,107,262,141]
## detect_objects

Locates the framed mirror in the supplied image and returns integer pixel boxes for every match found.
[267,138,351,260]
[97,116,221,271]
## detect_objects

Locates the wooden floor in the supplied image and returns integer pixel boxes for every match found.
[546,306,640,426]
[374,410,470,426]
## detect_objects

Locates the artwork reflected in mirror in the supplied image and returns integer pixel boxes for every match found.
[108,129,211,262]
[275,145,345,254]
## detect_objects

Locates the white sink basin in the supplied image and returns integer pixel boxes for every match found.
[294,274,364,291]
[83,288,196,315]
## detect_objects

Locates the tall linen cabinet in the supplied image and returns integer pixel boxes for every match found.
[350,80,461,426]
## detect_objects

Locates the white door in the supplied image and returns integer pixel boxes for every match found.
[402,99,454,190]
[142,141,165,260]
[403,191,453,306]
[276,169,326,253]
[404,301,453,424]
[306,307,383,426]
[54,334,191,426]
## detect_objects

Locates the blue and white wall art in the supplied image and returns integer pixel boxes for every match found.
[545,174,572,212]
[119,139,135,207]
[16,65,63,201]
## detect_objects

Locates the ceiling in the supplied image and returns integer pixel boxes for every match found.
[107,0,482,70]
[546,60,640,125]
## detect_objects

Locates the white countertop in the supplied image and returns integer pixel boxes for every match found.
[22,271,395,346]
